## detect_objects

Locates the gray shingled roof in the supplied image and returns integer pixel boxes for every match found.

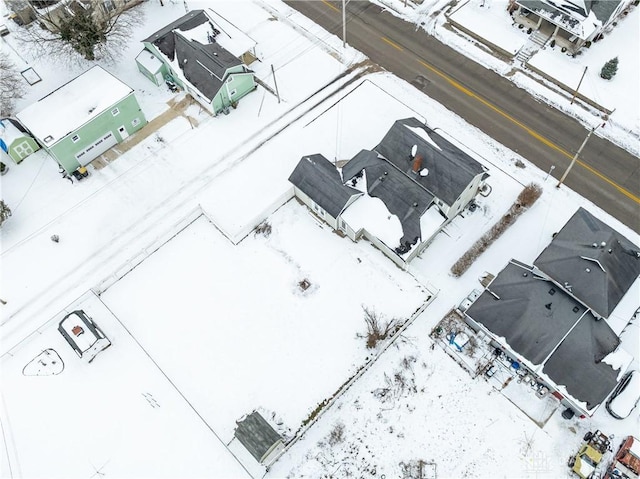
[542,311,620,410]
[342,150,435,248]
[534,207,640,319]
[374,118,486,206]
[466,261,588,365]
[466,260,621,409]
[143,10,211,44]
[518,0,622,23]
[289,154,361,218]
[234,412,282,463]
[143,10,242,101]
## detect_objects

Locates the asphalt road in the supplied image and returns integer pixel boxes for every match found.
[286,0,640,233]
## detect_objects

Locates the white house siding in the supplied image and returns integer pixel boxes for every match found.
[292,187,339,230]
[362,230,407,270]
[447,173,485,219]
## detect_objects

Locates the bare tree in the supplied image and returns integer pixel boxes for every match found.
[0,58,26,116]
[15,0,145,63]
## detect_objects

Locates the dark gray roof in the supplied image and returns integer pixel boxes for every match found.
[143,10,212,44]
[466,261,588,365]
[374,118,486,206]
[342,150,435,248]
[289,154,361,218]
[518,0,621,24]
[143,10,242,101]
[234,412,282,463]
[534,207,640,318]
[466,260,621,409]
[542,311,620,410]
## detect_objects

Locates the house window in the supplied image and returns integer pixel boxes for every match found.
[71,134,80,143]
[131,118,140,127]
[111,107,120,116]
[103,0,116,12]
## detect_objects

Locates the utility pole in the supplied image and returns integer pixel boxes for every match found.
[271,64,280,104]
[556,111,613,188]
[570,66,588,105]
[342,0,347,48]
[556,125,597,188]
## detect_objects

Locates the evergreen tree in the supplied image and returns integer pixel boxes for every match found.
[600,57,619,80]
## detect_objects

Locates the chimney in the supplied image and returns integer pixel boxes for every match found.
[412,154,423,174]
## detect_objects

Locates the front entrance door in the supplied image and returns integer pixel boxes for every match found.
[117,125,129,140]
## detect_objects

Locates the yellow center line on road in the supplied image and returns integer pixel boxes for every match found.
[321,0,340,13]
[416,59,640,203]
[381,36,403,51]
[317,0,638,204]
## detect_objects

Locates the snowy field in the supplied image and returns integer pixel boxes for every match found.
[100,207,431,442]
[0,291,250,479]
[1,1,639,478]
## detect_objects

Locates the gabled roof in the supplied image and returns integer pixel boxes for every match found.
[289,154,362,218]
[342,149,435,247]
[143,10,243,102]
[466,260,621,410]
[519,0,622,23]
[16,66,132,145]
[374,118,486,206]
[234,412,282,463]
[534,207,640,318]
[0,118,30,144]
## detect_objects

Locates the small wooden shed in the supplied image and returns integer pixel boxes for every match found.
[234,411,284,465]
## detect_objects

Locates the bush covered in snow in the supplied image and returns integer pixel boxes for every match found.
[451,183,542,277]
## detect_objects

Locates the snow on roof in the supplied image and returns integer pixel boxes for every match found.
[341,195,403,249]
[630,437,640,458]
[405,125,442,151]
[204,8,257,58]
[59,313,99,354]
[16,66,133,145]
[136,49,163,74]
[602,347,634,380]
[0,119,27,144]
[419,205,446,242]
[519,1,601,39]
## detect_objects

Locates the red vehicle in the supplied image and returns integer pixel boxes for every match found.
[604,436,640,479]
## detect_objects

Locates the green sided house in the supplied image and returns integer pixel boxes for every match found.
[136,9,257,115]
[0,118,40,164]
[16,66,147,173]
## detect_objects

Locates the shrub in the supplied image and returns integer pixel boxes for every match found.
[361,306,397,349]
[0,200,11,227]
[327,422,345,446]
[451,183,542,277]
[254,221,272,237]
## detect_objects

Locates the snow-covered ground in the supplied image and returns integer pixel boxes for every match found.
[377,0,639,155]
[1,1,638,478]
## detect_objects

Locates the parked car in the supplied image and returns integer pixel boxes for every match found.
[606,371,640,420]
